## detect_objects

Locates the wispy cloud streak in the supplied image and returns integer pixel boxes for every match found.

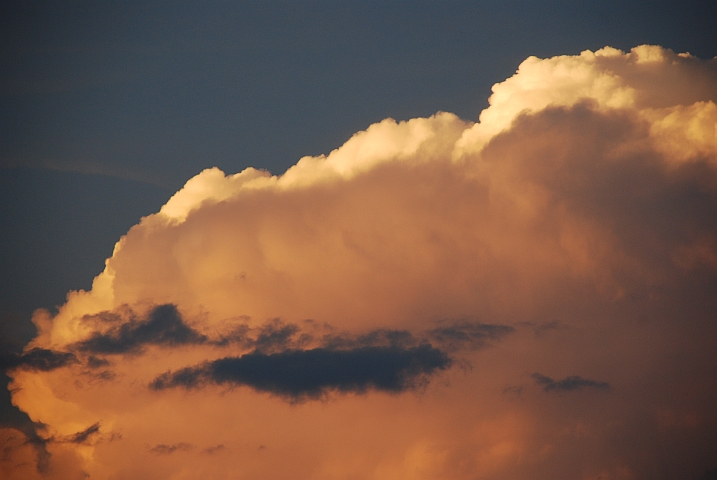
[531,373,610,392]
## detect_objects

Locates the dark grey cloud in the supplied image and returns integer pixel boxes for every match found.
[212,318,514,355]
[88,370,116,382]
[138,316,514,401]
[531,373,610,392]
[150,344,452,400]
[0,348,77,372]
[210,318,318,352]
[14,307,509,407]
[269,320,512,352]
[1,421,102,474]
[0,342,56,473]
[427,322,514,352]
[65,422,100,445]
[0,389,50,474]
[86,355,109,369]
[19,428,50,474]
[74,304,206,355]
[149,443,193,455]
[252,319,303,353]
[355,329,417,348]
[203,444,225,455]
[321,328,417,351]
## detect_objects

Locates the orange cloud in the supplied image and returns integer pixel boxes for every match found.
[4,46,717,479]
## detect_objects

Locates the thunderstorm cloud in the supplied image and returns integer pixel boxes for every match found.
[3,46,717,480]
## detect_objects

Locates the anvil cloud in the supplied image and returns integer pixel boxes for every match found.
[3,45,717,479]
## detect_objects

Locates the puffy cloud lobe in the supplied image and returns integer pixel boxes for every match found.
[4,45,717,480]
[458,45,717,156]
[150,344,452,400]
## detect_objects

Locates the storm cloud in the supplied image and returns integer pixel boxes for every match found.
[4,46,717,480]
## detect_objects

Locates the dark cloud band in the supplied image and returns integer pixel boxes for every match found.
[151,344,452,399]
[65,422,100,444]
[0,348,77,372]
[74,304,206,355]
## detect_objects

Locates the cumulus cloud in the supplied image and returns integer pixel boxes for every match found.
[3,45,717,480]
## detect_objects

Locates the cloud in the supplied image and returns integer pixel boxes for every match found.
[150,344,452,400]
[250,319,303,353]
[148,443,194,455]
[4,45,717,480]
[64,422,100,444]
[427,322,514,352]
[73,304,206,355]
[144,316,498,400]
[531,373,610,392]
[86,355,109,369]
[0,348,77,372]
[202,444,224,454]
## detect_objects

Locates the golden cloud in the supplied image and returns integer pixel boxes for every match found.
[4,46,717,480]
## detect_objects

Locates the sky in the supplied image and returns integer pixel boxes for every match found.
[1,1,717,479]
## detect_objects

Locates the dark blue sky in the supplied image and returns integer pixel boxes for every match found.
[1,0,716,346]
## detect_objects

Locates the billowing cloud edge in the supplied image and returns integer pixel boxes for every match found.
[26,45,717,353]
